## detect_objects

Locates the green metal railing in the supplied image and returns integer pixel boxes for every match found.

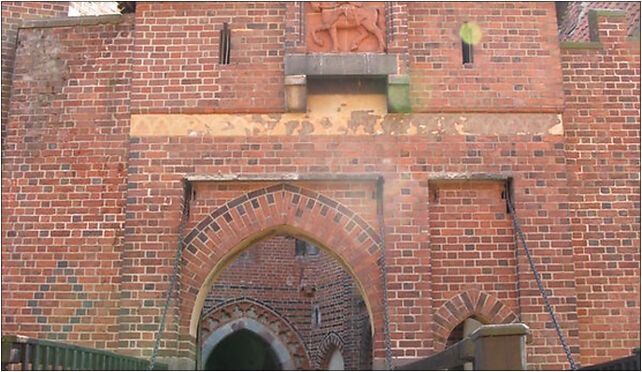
[579,348,641,371]
[1,335,167,371]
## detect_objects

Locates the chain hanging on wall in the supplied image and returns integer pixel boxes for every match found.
[148,183,192,371]
[506,190,577,371]
[376,177,394,370]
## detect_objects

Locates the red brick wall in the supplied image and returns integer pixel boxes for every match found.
[120,130,578,368]
[561,12,641,366]
[429,181,518,311]
[203,237,308,326]
[310,240,370,370]
[131,1,570,115]
[1,2,69,151]
[130,2,285,114]
[1,16,134,350]
[407,2,564,112]
[1,2,639,370]
[120,155,383,362]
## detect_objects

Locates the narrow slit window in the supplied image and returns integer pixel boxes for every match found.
[219,22,231,65]
[295,239,307,257]
[461,22,474,65]
[462,40,473,64]
[312,305,321,327]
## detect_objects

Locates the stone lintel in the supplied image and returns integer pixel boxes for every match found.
[469,323,531,341]
[20,14,130,29]
[559,41,603,50]
[589,9,627,18]
[428,172,513,182]
[285,54,398,76]
[185,173,381,183]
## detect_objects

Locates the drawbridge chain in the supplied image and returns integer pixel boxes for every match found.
[148,184,191,371]
[506,195,577,371]
[376,177,394,370]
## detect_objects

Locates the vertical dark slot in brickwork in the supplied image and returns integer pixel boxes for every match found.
[461,21,474,65]
[295,239,307,256]
[219,22,231,65]
[462,39,473,64]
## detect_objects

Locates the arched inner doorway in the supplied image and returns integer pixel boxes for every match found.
[197,234,373,370]
[327,348,345,370]
[205,329,281,370]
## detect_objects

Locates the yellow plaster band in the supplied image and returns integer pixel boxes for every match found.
[131,112,563,137]
[131,95,563,137]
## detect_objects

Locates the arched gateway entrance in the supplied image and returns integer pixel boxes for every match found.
[179,183,383,369]
[200,299,310,369]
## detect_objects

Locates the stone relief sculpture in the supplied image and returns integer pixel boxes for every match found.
[308,2,386,53]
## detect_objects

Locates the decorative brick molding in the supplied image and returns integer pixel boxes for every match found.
[432,289,519,352]
[181,183,383,360]
[318,331,345,369]
[200,298,310,370]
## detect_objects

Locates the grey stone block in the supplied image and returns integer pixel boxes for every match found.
[387,74,410,113]
[285,75,306,112]
[285,54,398,76]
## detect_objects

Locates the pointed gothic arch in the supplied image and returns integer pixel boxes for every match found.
[179,183,383,364]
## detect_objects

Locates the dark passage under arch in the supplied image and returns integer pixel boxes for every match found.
[204,329,281,370]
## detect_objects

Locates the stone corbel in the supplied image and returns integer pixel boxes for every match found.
[284,74,307,113]
[387,74,410,113]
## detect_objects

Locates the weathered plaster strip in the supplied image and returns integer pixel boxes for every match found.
[559,41,603,49]
[131,112,563,137]
[185,173,381,183]
[427,172,512,181]
[20,14,131,29]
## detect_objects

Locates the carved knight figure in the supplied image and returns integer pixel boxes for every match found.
[309,2,386,53]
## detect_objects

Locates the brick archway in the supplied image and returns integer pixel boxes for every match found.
[432,289,519,351]
[200,298,310,370]
[318,332,344,370]
[180,183,383,362]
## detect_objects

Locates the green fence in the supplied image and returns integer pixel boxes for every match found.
[579,348,641,371]
[1,335,167,371]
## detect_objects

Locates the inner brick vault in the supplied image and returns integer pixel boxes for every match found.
[1,1,640,371]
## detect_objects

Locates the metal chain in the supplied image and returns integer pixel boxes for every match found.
[507,198,577,371]
[148,194,191,371]
[508,185,523,322]
[376,177,394,370]
[513,223,523,321]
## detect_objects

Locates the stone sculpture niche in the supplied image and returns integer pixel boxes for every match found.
[306,2,386,53]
